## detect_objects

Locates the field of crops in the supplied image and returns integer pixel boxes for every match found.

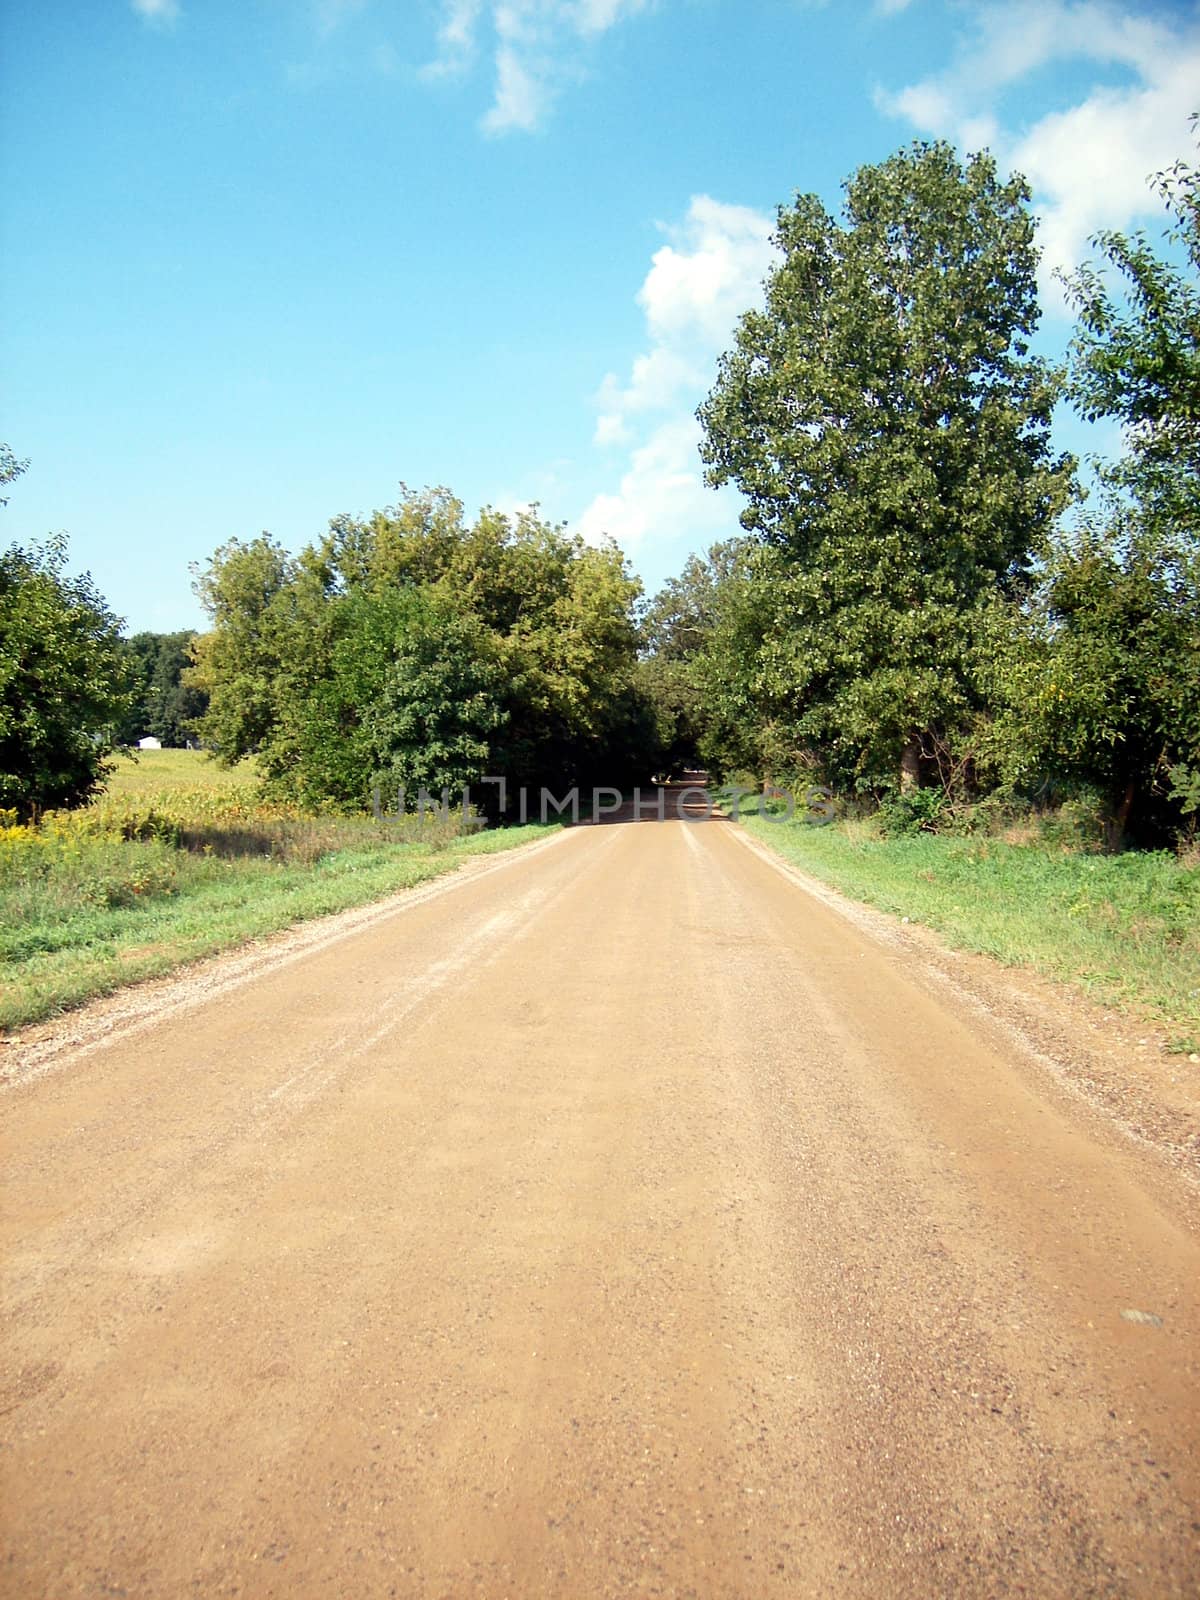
[102,747,261,796]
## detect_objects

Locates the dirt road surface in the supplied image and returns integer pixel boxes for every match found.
[3,810,1199,1598]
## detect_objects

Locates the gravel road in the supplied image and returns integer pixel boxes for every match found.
[2,810,1198,1597]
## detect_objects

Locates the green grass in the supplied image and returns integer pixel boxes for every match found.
[741,813,1200,1040]
[0,757,558,1031]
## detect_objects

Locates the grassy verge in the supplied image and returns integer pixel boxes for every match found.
[1,753,556,1032]
[740,813,1200,1048]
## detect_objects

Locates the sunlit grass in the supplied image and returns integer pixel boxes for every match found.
[0,755,556,1030]
[104,747,260,796]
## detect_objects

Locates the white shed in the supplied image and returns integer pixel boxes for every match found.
[137,736,163,750]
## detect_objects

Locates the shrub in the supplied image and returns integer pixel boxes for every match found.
[877,786,948,836]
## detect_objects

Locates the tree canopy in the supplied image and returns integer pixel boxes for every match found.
[697,141,1074,793]
[1065,117,1199,544]
[0,533,135,820]
[189,489,653,809]
[987,122,1200,844]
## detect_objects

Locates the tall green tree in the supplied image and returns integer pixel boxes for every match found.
[498,531,647,791]
[698,141,1074,794]
[640,545,752,777]
[145,630,208,745]
[188,534,298,764]
[0,535,135,819]
[991,120,1200,845]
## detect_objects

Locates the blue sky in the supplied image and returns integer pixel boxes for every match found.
[2,0,1197,632]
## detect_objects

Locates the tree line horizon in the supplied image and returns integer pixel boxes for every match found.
[3,127,1198,850]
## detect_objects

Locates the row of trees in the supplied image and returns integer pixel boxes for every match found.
[1,470,656,820]
[641,129,1199,847]
[188,490,653,811]
[0,473,655,820]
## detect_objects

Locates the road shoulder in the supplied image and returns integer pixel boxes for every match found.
[726,818,1200,1219]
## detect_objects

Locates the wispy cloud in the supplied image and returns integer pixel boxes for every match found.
[131,0,181,26]
[483,38,550,132]
[422,0,484,79]
[425,0,650,134]
[576,0,647,34]
[876,0,1200,306]
[579,195,777,552]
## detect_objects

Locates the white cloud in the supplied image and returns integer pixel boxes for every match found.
[1012,56,1200,292]
[425,0,649,133]
[578,417,739,550]
[593,195,776,446]
[885,81,953,132]
[580,194,777,553]
[131,0,180,24]
[876,0,1200,308]
[482,43,548,131]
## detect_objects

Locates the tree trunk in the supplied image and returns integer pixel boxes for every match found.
[1103,781,1136,853]
[899,738,921,794]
